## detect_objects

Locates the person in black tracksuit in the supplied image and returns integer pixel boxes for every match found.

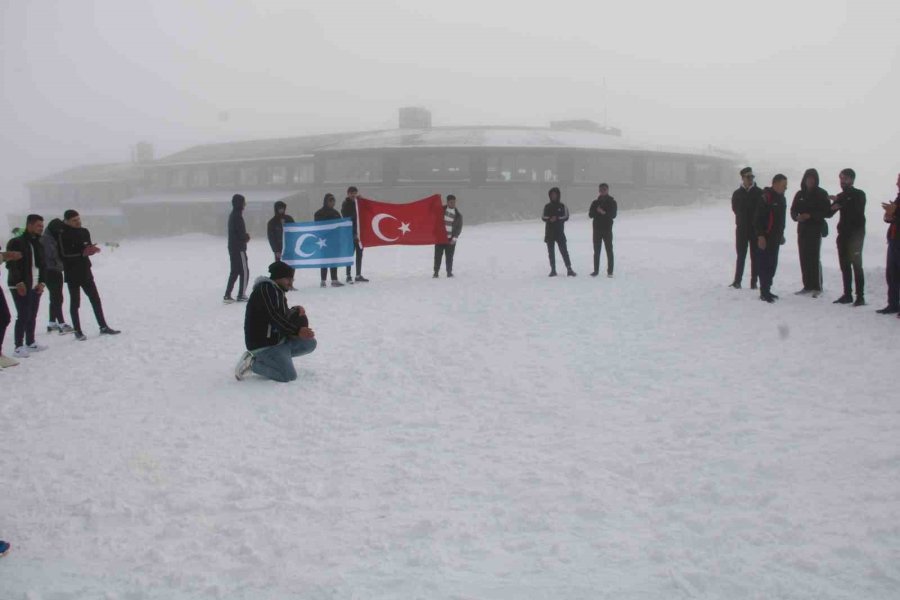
[225,194,250,302]
[341,186,368,283]
[266,200,294,261]
[876,174,900,315]
[588,183,617,277]
[731,167,762,289]
[314,193,344,287]
[790,168,831,295]
[542,187,576,277]
[41,218,73,333]
[6,215,46,353]
[753,174,788,303]
[434,194,463,278]
[826,168,867,306]
[57,210,119,340]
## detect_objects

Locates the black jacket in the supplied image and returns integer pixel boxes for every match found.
[6,232,45,290]
[244,277,302,351]
[754,187,787,244]
[341,198,358,240]
[886,192,900,242]
[732,184,762,232]
[790,169,831,236]
[588,195,617,235]
[314,202,342,222]
[542,189,569,242]
[442,205,463,240]
[41,218,65,272]
[829,186,866,236]
[58,225,95,284]
[228,197,249,252]
[266,210,295,254]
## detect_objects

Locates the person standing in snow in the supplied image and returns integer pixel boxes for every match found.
[341,186,368,283]
[234,261,317,382]
[542,187,576,277]
[314,193,344,288]
[0,245,23,368]
[754,174,788,303]
[266,200,294,262]
[588,183,617,278]
[224,193,250,303]
[827,168,867,306]
[876,173,900,316]
[57,210,120,341]
[730,167,762,289]
[433,194,462,278]
[789,168,831,296]
[6,214,47,358]
[41,217,74,334]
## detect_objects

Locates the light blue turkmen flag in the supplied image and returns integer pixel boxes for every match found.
[282,219,355,268]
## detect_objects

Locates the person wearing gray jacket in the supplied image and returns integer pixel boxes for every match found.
[40,218,73,334]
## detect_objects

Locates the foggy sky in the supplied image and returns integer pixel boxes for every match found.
[2,0,899,211]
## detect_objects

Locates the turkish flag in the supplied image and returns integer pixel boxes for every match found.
[357,194,450,248]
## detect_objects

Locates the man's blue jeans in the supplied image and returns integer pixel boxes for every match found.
[251,337,317,382]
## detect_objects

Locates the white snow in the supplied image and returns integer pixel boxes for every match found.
[2,201,899,599]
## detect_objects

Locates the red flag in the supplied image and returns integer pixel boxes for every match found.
[357,195,450,248]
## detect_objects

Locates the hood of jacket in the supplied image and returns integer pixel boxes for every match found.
[273,200,287,215]
[800,168,820,194]
[548,187,561,202]
[232,194,246,211]
[46,218,66,236]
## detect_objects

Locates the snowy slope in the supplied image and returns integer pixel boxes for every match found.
[1,201,898,599]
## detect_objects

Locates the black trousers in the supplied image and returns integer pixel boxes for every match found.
[434,243,456,274]
[226,249,248,297]
[886,239,900,309]
[320,267,338,281]
[546,237,572,271]
[837,231,865,297]
[0,288,9,354]
[593,231,614,275]
[734,226,758,286]
[797,229,823,291]
[12,288,42,347]
[755,243,780,294]
[345,244,363,278]
[45,269,66,324]
[68,279,108,332]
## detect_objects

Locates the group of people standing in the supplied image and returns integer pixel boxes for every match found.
[542,183,618,278]
[730,167,900,314]
[0,210,120,370]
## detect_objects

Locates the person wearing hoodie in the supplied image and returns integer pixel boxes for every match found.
[234,261,317,382]
[876,173,900,316]
[588,183,617,278]
[6,214,47,357]
[731,167,762,289]
[224,193,250,303]
[542,187,576,277]
[753,174,788,303]
[0,243,23,368]
[266,200,295,261]
[41,217,74,334]
[341,186,368,283]
[826,168,867,306]
[790,168,831,296]
[58,210,120,341]
[314,193,344,287]
[433,194,463,278]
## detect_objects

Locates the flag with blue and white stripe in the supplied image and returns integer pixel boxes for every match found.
[281,219,355,268]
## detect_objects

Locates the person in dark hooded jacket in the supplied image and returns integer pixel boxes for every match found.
[588,183,617,277]
[790,168,831,296]
[542,187,576,277]
[266,200,294,261]
[340,186,368,283]
[40,217,74,333]
[827,168,867,306]
[314,193,344,287]
[754,174,788,303]
[224,194,250,303]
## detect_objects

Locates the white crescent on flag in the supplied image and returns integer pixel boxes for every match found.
[294,233,319,258]
[371,213,400,242]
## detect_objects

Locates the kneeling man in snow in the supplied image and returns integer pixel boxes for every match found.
[235,261,317,382]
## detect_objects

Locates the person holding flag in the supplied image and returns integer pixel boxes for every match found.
[355,194,449,249]
[433,194,462,278]
[341,186,368,283]
[314,193,345,288]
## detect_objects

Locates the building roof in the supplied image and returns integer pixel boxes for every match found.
[30,162,143,185]
[153,132,359,166]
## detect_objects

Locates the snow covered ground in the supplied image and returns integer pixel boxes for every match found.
[2,200,899,599]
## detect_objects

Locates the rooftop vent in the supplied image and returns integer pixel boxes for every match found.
[399,107,432,129]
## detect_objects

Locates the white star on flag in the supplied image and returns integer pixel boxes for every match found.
[399,222,412,235]
[316,237,327,249]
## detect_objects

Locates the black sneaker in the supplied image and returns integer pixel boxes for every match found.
[833,294,853,304]
[433,272,439,278]
[447,272,454,278]
[853,297,865,307]
[320,281,327,288]
[346,276,354,284]
[760,293,776,303]
[99,326,121,335]
[223,295,235,304]
[331,281,345,287]
[567,269,577,277]
[590,271,599,277]
[74,331,87,341]
[355,275,369,283]
[729,281,741,289]
[236,295,249,302]
[769,293,779,300]
[875,305,899,314]
[750,281,758,290]
[548,270,557,277]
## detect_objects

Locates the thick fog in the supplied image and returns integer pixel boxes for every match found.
[2,0,899,213]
